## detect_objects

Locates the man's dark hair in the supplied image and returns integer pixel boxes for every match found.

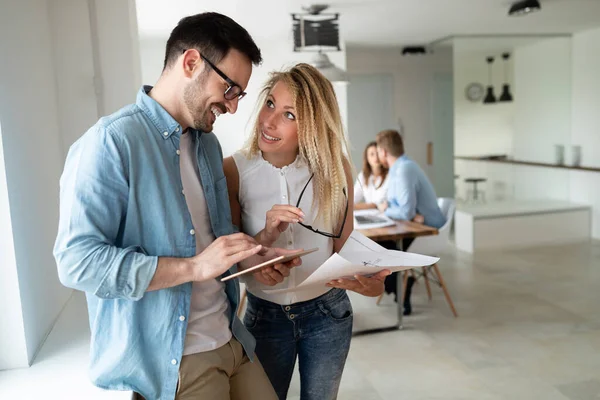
[163,12,262,71]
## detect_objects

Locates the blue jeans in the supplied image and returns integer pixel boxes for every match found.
[244,289,353,400]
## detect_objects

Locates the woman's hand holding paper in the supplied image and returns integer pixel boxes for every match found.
[326,269,391,297]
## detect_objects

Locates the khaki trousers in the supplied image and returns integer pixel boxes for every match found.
[135,338,277,400]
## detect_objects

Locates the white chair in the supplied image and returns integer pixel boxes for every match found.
[404,198,458,317]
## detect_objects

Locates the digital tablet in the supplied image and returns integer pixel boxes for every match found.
[221,248,319,282]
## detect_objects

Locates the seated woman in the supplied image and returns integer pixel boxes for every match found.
[354,141,389,210]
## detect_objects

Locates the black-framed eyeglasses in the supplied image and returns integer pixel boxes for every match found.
[183,50,247,101]
[295,174,349,239]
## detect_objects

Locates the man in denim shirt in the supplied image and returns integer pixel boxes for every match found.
[54,13,298,400]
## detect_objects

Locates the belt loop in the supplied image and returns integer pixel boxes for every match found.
[316,299,327,315]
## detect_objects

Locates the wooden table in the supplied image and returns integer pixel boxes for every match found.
[358,220,439,242]
[353,220,439,336]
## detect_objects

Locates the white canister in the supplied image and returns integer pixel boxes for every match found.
[555,145,565,165]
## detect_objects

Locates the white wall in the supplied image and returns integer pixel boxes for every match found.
[514,38,572,164]
[0,0,71,367]
[513,38,572,201]
[571,27,600,239]
[453,51,515,157]
[50,0,141,153]
[139,37,166,91]
[93,0,142,115]
[571,27,600,169]
[49,0,99,154]
[139,36,348,158]
[346,46,453,177]
[0,0,143,369]
[346,73,396,173]
[0,122,29,369]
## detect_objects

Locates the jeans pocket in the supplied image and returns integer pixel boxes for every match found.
[243,307,260,329]
[318,294,353,323]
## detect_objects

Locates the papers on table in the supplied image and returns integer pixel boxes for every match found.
[353,209,396,230]
[264,230,439,294]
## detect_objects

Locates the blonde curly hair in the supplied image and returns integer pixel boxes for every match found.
[244,63,351,231]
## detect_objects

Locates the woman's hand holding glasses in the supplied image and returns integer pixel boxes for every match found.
[257,204,305,246]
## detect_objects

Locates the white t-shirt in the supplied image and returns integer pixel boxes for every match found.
[354,172,388,205]
[232,151,335,305]
[180,132,231,356]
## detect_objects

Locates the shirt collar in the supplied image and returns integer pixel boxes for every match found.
[136,85,184,140]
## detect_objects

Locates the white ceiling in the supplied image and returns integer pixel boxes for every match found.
[136,0,600,47]
[440,36,567,54]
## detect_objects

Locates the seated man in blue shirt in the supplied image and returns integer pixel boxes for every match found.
[54,13,298,400]
[376,129,445,229]
[375,129,445,314]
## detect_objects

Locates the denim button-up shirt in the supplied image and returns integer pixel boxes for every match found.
[53,86,255,400]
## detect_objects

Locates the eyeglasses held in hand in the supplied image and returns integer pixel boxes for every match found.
[295,174,348,239]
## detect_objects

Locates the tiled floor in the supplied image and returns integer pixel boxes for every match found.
[287,240,600,400]
[2,241,599,399]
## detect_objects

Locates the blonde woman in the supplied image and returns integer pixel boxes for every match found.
[223,64,390,400]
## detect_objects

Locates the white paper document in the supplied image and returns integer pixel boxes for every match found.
[353,209,396,230]
[264,231,439,294]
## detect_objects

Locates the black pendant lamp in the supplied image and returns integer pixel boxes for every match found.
[508,0,541,16]
[499,53,513,102]
[483,57,497,104]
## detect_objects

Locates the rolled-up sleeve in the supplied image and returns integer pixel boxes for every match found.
[385,165,417,221]
[53,125,157,300]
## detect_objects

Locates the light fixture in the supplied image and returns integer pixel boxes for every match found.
[401,46,426,56]
[499,53,513,102]
[483,57,497,104]
[292,4,348,84]
[508,0,541,16]
[310,52,348,83]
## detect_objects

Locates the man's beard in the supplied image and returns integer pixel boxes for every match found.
[183,74,213,132]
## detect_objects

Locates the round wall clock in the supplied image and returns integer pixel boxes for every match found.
[465,82,485,102]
